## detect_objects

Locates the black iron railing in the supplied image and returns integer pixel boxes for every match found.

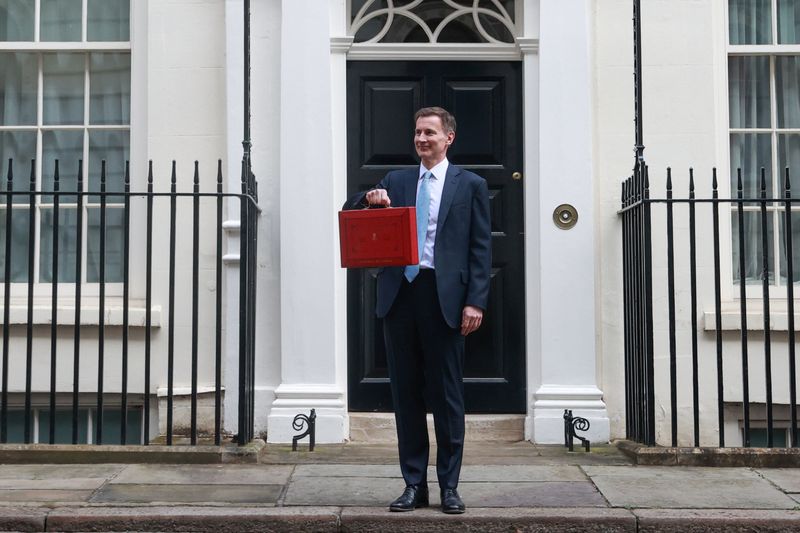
[0,158,259,446]
[621,162,799,449]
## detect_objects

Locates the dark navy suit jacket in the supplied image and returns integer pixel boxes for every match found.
[344,165,491,329]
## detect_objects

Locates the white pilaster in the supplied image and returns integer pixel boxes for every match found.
[223,0,244,437]
[533,0,609,443]
[267,0,348,443]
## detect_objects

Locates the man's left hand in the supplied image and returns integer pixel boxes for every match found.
[461,305,483,336]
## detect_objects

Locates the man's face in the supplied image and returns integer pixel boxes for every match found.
[414,115,455,164]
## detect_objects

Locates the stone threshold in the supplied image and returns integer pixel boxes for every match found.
[616,439,800,467]
[3,506,800,533]
[0,440,265,465]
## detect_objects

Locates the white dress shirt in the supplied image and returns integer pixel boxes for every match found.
[417,158,448,269]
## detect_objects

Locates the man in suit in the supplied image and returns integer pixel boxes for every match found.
[344,107,491,514]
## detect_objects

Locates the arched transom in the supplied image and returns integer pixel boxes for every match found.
[349,0,518,44]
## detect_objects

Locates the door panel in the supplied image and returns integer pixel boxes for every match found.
[347,61,525,413]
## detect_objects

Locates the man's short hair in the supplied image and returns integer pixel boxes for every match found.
[414,107,457,134]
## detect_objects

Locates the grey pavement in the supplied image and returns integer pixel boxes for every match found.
[0,443,796,531]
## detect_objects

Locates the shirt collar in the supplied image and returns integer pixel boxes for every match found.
[420,158,449,181]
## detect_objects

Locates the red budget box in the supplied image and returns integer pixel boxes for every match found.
[338,207,419,268]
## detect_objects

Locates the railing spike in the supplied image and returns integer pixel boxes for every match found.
[29,159,35,185]
[77,159,83,186]
[171,161,177,186]
[786,167,792,193]
[737,168,743,192]
[689,168,694,195]
[666,167,672,192]
[712,167,718,190]
[194,160,200,186]
[147,160,153,186]
[124,161,130,189]
[101,159,106,185]
[6,158,11,182]
[54,160,59,184]
[760,167,767,193]
[217,159,223,184]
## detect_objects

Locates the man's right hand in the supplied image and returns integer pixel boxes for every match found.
[365,188,391,207]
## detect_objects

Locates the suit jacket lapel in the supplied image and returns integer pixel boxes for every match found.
[403,168,418,207]
[436,165,462,233]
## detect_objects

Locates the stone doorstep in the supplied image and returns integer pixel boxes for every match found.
[2,507,800,533]
[349,413,526,443]
[616,440,800,467]
[0,440,265,465]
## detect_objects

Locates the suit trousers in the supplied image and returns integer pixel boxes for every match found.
[383,269,466,490]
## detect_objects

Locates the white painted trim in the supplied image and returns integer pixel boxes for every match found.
[516,37,538,54]
[0,302,161,326]
[0,42,131,51]
[330,36,354,53]
[728,45,800,55]
[345,43,522,60]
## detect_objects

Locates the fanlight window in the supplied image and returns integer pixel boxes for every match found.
[350,0,517,44]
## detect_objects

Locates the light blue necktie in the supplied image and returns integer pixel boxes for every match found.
[405,171,433,282]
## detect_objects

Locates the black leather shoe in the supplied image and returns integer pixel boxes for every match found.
[389,485,429,512]
[441,488,465,514]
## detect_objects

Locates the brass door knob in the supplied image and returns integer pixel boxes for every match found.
[512,172,522,180]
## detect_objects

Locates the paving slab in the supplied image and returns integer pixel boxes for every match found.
[292,464,402,478]
[284,476,398,506]
[111,463,293,485]
[459,465,587,482]
[0,489,94,503]
[89,484,283,504]
[583,466,798,509]
[0,464,122,479]
[0,477,107,490]
[458,481,607,508]
[0,507,47,532]
[756,468,800,493]
[46,506,341,532]
[634,509,800,532]
[339,506,636,533]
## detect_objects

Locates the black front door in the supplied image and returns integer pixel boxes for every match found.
[346,60,525,413]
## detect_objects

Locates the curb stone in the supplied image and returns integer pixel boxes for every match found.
[634,509,800,533]
[0,507,47,532]
[338,507,637,533]
[44,506,341,532]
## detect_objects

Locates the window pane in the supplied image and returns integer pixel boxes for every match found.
[89,130,129,203]
[729,0,772,44]
[0,0,34,41]
[778,134,800,192]
[95,408,142,444]
[776,56,800,128]
[39,207,79,283]
[0,207,32,282]
[88,0,130,41]
[90,53,131,125]
[732,210,775,284]
[40,0,81,42]
[3,410,26,443]
[730,133,772,198]
[749,428,788,446]
[42,130,83,203]
[0,131,36,205]
[778,0,800,44]
[87,206,124,283]
[779,212,800,283]
[729,56,771,128]
[0,52,37,125]
[43,53,85,125]
[38,409,89,444]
